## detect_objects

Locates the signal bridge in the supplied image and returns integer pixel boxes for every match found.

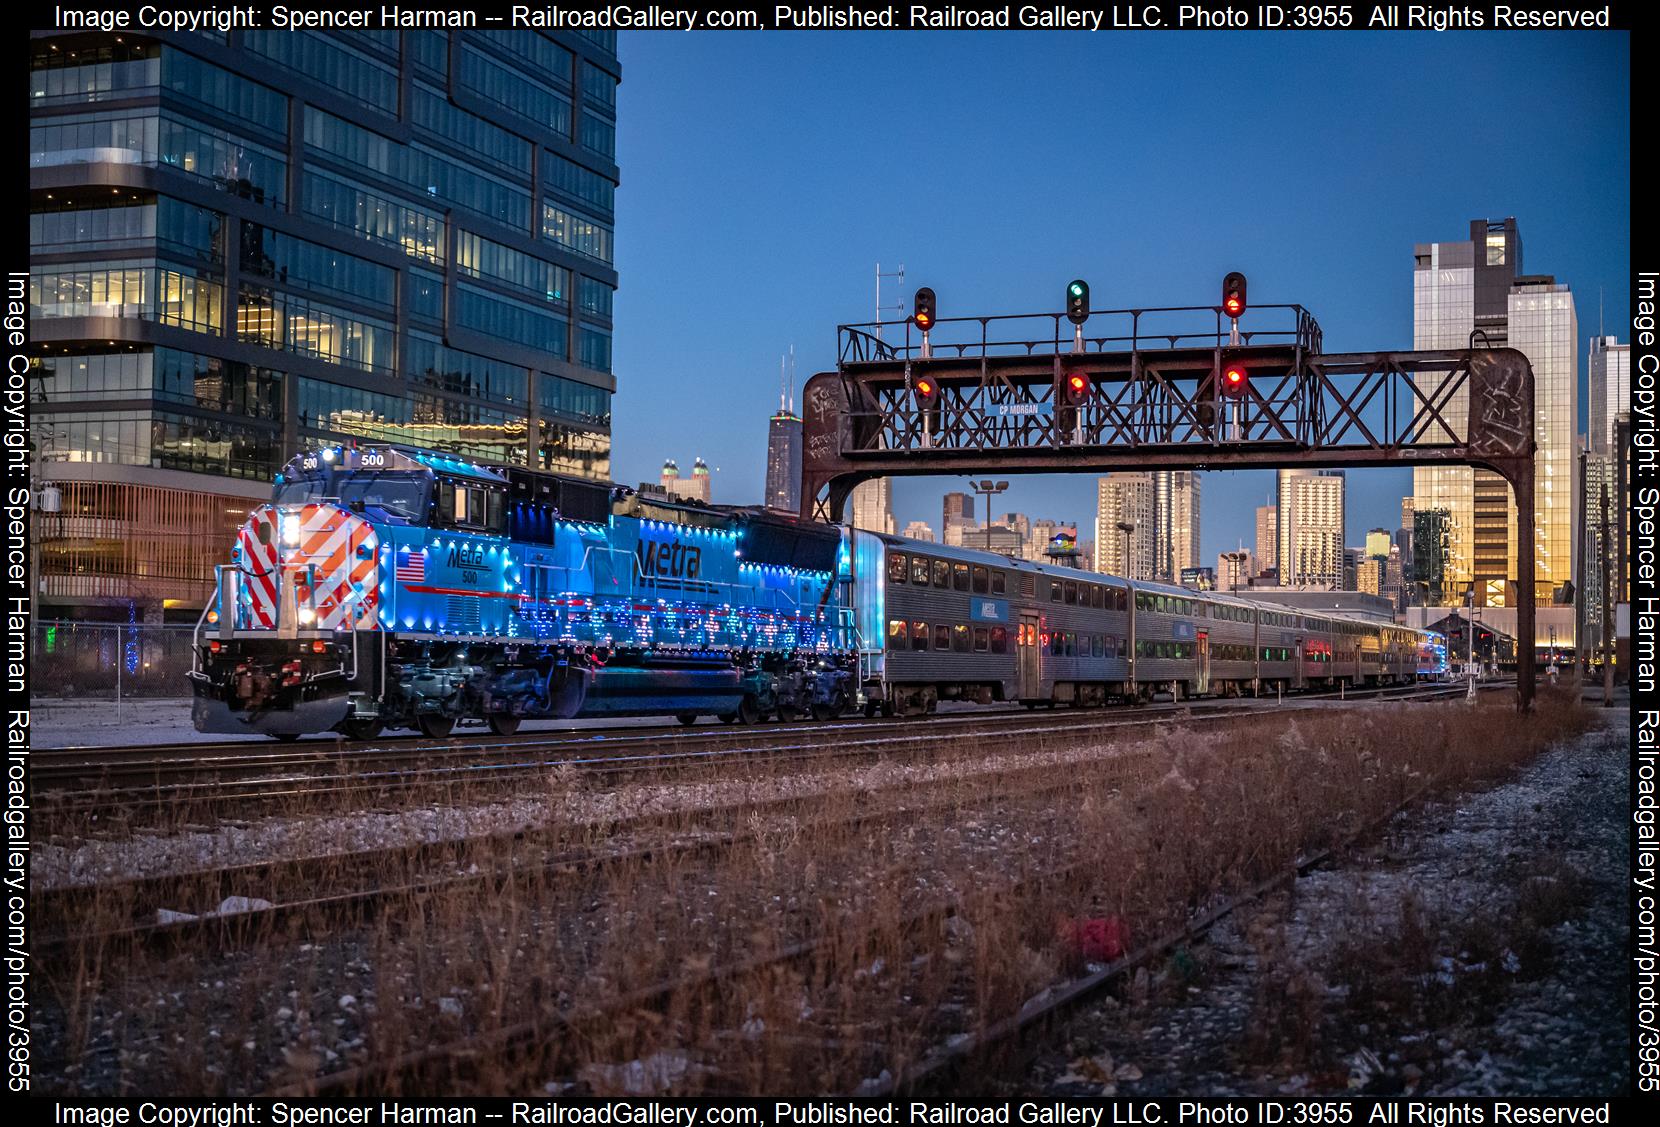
[799,277,1541,709]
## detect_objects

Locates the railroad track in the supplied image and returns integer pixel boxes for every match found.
[36,681,1483,819]
[33,680,1515,1096]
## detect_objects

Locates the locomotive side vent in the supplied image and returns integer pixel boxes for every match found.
[1020,574,1036,598]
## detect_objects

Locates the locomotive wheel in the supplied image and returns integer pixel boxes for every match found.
[776,704,803,723]
[675,713,699,726]
[734,696,762,725]
[862,699,877,719]
[488,715,522,736]
[417,714,456,739]
[341,717,383,741]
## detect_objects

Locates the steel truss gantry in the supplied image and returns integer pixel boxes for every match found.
[800,303,1539,709]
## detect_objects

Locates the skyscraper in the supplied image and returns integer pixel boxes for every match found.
[764,350,802,512]
[849,478,895,535]
[29,29,620,619]
[1255,504,1277,576]
[901,520,935,543]
[1410,218,1577,609]
[1153,471,1202,582]
[764,403,802,514]
[1093,473,1155,580]
[941,492,975,539]
[1588,336,1630,456]
[1277,469,1346,588]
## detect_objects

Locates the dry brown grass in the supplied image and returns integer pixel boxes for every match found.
[34,687,1596,1096]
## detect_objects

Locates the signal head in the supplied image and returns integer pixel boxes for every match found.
[1222,271,1247,319]
[1222,362,1248,399]
[1065,278,1090,325]
[913,287,937,332]
[1062,371,1091,406]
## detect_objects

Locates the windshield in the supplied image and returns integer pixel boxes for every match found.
[337,473,428,523]
[273,478,326,505]
[271,473,428,523]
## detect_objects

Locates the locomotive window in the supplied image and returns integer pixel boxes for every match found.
[952,624,971,652]
[912,556,930,585]
[990,626,1008,654]
[911,621,929,651]
[333,473,428,523]
[971,565,988,594]
[973,627,988,652]
[1064,581,1077,605]
[889,553,908,584]
[933,623,951,650]
[932,559,950,588]
[953,562,970,591]
[1049,581,1062,603]
[887,619,907,649]
[991,571,1006,596]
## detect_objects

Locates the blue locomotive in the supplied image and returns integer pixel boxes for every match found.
[191,442,1440,739]
[190,443,869,739]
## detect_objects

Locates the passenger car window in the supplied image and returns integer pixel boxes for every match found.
[952,624,971,652]
[1050,581,1062,603]
[1064,581,1077,605]
[971,565,988,594]
[888,553,908,584]
[933,623,951,650]
[991,571,1006,596]
[973,627,989,652]
[990,626,1009,654]
[912,556,930,584]
[886,620,907,649]
[911,621,928,651]
[953,562,970,591]
[932,559,950,588]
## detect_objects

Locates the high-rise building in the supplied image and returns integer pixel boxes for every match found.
[660,459,682,497]
[1588,336,1630,456]
[764,409,802,512]
[687,458,712,503]
[1153,470,1201,582]
[1580,450,1618,653]
[28,29,621,619]
[1365,528,1393,560]
[1093,473,1155,580]
[1414,507,1453,606]
[1277,469,1346,589]
[1357,558,1387,598]
[901,520,935,543]
[849,478,895,535]
[1411,218,1577,610]
[1255,504,1277,575]
[942,492,974,538]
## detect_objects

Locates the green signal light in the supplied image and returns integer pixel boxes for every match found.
[1069,283,1084,297]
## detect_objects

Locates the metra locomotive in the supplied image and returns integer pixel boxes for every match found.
[190,442,1441,739]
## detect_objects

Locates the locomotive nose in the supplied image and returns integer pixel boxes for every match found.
[234,502,381,632]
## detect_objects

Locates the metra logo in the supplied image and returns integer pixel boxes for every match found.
[447,542,487,569]
[638,539,702,580]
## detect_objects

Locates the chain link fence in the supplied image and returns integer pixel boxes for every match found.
[32,620,202,701]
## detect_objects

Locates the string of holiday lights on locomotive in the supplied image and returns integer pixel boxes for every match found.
[190,444,862,739]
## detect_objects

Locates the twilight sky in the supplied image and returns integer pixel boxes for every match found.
[607,31,1630,562]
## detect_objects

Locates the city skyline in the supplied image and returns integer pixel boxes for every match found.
[615,33,1628,566]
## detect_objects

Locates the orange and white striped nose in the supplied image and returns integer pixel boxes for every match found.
[236,504,380,631]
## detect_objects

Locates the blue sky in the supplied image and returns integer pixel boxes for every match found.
[608,31,1630,562]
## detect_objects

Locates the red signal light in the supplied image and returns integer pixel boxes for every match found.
[916,378,934,397]
[1224,296,1243,316]
[1225,366,1244,385]
[1069,374,1087,393]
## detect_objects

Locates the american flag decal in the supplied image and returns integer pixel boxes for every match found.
[395,551,425,585]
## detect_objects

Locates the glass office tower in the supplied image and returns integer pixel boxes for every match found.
[29,29,620,619]
[1410,218,1577,610]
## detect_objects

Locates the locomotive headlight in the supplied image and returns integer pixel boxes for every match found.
[298,607,317,625]
[281,515,302,546]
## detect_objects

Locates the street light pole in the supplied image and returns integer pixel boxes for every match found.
[1116,521,1135,580]
[971,479,1009,552]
